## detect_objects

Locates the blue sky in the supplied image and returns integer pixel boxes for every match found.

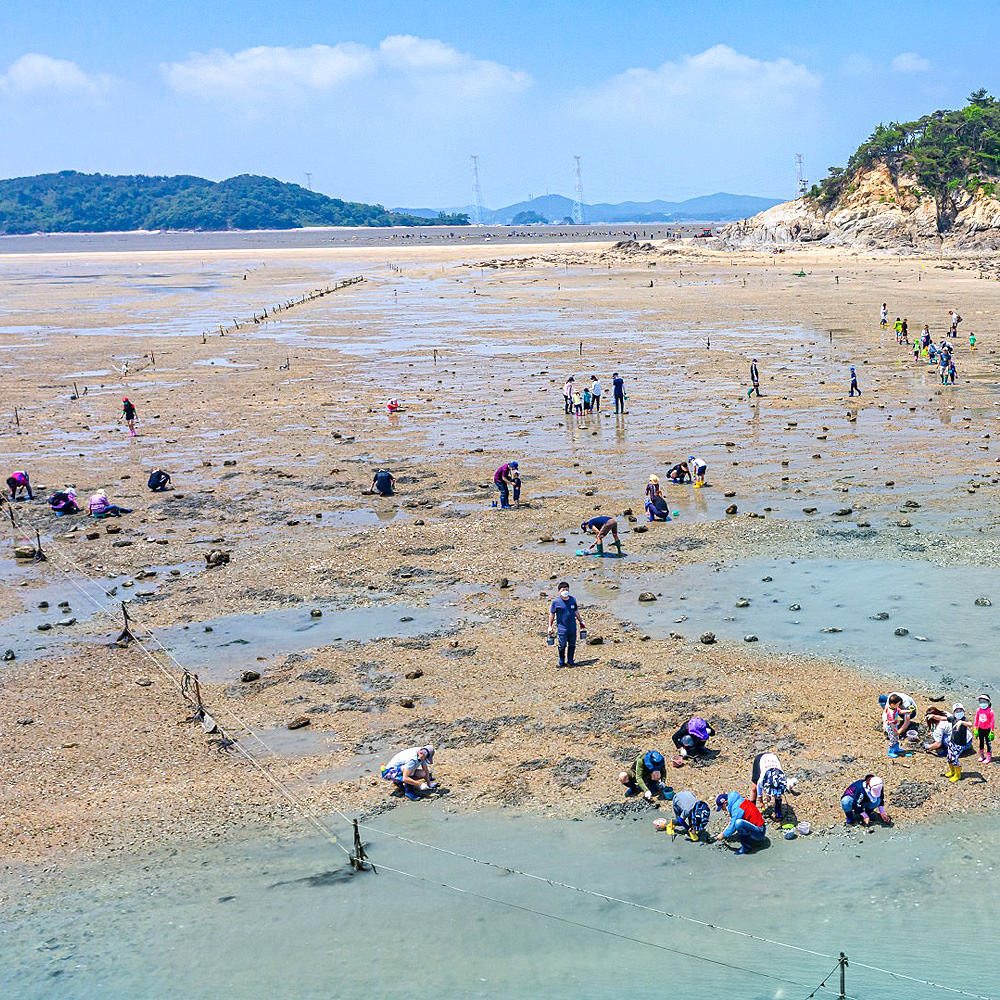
[1,1,997,207]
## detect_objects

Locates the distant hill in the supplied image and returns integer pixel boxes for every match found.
[0,172,469,234]
[395,192,782,224]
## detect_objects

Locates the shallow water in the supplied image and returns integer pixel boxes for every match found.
[3,807,994,1000]
[156,601,474,680]
[598,557,1000,692]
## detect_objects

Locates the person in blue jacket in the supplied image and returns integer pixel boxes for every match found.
[714,791,766,855]
[840,775,890,826]
[547,580,586,668]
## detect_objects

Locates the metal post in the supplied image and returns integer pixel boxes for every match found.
[839,952,848,1000]
[350,818,377,873]
[33,529,47,562]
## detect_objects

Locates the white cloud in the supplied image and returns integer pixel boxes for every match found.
[577,44,821,120]
[891,52,930,73]
[162,35,530,103]
[840,53,876,78]
[0,53,111,98]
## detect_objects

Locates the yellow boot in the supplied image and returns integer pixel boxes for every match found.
[950,765,962,783]
[945,762,954,779]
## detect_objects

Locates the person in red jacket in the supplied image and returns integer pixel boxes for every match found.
[714,791,766,855]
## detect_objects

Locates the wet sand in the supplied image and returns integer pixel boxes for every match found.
[3,237,1000,865]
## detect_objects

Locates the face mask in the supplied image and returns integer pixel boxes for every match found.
[559,590,569,599]
[980,702,989,710]
[955,711,965,720]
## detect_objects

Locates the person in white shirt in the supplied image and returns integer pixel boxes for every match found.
[380,745,437,800]
[590,375,602,411]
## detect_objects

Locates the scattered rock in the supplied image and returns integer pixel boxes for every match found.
[405,668,424,680]
[36,623,52,632]
[975,596,992,607]
[638,592,657,602]
[398,698,415,709]
[735,598,751,608]
[788,603,801,611]
[135,677,152,687]
[744,634,759,642]
[85,532,99,540]
[896,519,912,528]
[903,500,921,508]
[632,524,648,533]
[499,577,511,589]
[802,507,817,514]
[2,649,14,661]
[870,612,890,620]
[700,632,716,645]
[894,627,909,636]
[585,635,604,645]
[205,549,231,567]
[105,524,121,534]
[241,670,262,683]
[310,608,323,618]
[725,504,738,515]
[287,715,311,730]
[724,491,736,498]
[16,717,34,726]
[833,507,852,516]
[820,626,842,633]
[223,459,237,466]
[13,545,36,559]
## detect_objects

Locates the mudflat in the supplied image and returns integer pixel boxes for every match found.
[3,236,1000,864]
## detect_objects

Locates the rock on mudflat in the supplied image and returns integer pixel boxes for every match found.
[700,632,716,645]
[638,592,657,602]
[788,603,801,611]
[735,598,751,608]
[870,612,890,620]
[975,596,992,607]
[205,549,231,567]
[135,677,152,687]
[744,634,759,642]
[240,670,261,683]
[725,504,738,515]
[896,519,912,528]
[894,627,909,636]
[2,649,14,661]
[820,626,842,633]
[287,715,311,730]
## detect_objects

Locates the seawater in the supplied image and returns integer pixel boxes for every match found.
[2,808,994,1000]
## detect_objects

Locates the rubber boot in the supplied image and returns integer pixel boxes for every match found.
[987,751,993,764]
[614,539,622,554]
[978,752,985,763]
[950,765,962,783]
[687,830,699,842]
[596,542,604,556]
[945,762,954,779]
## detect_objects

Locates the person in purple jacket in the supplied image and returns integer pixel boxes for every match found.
[494,460,519,509]
[672,717,716,758]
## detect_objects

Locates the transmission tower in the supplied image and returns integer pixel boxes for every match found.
[470,155,486,225]
[304,172,313,191]
[573,155,585,224]
[795,154,808,198]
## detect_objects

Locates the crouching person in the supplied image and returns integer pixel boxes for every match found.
[715,791,766,855]
[380,745,437,801]
[619,750,671,801]
[670,791,711,842]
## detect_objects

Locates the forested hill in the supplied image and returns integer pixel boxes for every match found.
[0,172,469,233]
[810,89,1000,211]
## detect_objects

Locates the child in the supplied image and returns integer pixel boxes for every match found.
[645,474,661,500]
[975,694,994,764]
[689,456,707,488]
[582,386,592,413]
[573,388,583,416]
[6,470,33,500]
[120,397,138,437]
[880,303,888,328]
[945,704,972,782]
[883,694,904,758]
[970,332,977,351]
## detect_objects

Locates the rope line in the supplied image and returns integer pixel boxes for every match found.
[368,858,859,999]
[357,822,830,958]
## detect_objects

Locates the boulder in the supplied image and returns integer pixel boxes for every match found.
[287,715,311,730]
[638,592,657,602]
[975,596,992,607]
[205,549,231,567]
[725,504,738,515]
[240,670,261,683]
[744,634,759,642]
[700,632,717,645]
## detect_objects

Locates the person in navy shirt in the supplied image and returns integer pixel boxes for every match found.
[547,580,586,668]
[612,372,626,414]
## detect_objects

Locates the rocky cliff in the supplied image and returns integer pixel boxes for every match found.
[721,163,1000,250]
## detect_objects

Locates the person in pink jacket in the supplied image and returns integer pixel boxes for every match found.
[975,694,995,764]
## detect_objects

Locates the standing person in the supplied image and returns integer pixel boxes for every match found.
[582,383,593,414]
[562,377,574,415]
[612,372,626,414]
[970,331,977,351]
[547,580,586,668]
[748,358,761,398]
[748,751,787,820]
[714,792,766,855]
[945,704,972,782]
[645,474,661,500]
[893,317,903,342]
[120,397,138,437]
[901,318,908,344]
[975,694,994,764]
[591,374,602,412]
[841,775,889,825]
[880,303,888,328]
[849,366,861,397]
[883,693,905,758]
[688,455,707,488]
[494,461,518,509]
[6,470,33,500]
[573,385,584,417]
[580,514,622,556]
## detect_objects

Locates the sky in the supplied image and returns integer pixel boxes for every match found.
[1,0,998,208]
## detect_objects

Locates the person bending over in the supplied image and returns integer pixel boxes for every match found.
[148,468,173,492]
[6,470,33,500]
[672,716,715,758]
[380,745,437,801]
[619,750,671,801]
[371,469,395,497]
